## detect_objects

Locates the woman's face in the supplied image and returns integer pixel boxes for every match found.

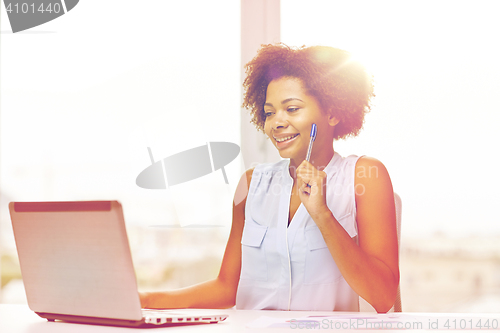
[263,77,338,163]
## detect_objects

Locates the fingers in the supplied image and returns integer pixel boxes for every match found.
[296,161,326,195]
[296,160,312,182]
[299,179,321,196]
[300,181,311,195]
[297,170,312,195]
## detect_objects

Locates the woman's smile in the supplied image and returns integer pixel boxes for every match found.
[263,77,337,167]
[273,132,300,148]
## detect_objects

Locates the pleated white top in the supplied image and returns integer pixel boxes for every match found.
[236,152,361,311]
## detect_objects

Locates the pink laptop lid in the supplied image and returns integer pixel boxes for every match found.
[10,201,143,321]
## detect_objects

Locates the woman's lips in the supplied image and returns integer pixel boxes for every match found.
[275,133,299,149]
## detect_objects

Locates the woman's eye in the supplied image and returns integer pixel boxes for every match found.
[264,111,274,117]
[287,107,299,112]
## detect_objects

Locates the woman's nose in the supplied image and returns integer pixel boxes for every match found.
[271,110,288,129]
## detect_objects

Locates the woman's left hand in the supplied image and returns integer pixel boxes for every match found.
[296,160,330,219]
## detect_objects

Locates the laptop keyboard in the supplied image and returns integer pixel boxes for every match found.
[141,309,222,325]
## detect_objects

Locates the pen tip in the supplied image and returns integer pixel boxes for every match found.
[310,123,317,140]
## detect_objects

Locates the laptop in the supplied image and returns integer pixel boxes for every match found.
[9,200,228,327]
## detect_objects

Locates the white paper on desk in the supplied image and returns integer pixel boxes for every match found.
[246,314,382,329]
[304,314,404,330]
[246,316,300,328]
[247,313,500,330]
[246,314,405,330]
[247,316,338,329]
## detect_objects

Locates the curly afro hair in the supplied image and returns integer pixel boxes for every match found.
[242,43,374,140]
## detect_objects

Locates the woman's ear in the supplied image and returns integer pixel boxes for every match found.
[328,115,340,127]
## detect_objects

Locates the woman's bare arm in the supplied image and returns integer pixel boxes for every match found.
[139,169,253,309]
[297,156,399,313]
[351,156,399,311]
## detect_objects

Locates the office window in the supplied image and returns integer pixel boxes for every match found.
[0,1,240,301]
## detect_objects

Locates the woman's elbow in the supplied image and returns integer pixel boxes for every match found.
[374,304,392,314]
[372,280,399,313]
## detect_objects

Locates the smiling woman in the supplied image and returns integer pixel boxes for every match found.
[236,44,398,312]
[140,43,399,313]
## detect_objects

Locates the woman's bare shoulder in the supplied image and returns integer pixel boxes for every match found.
[354,156,392,189]
[233,168,255,207]
[355,156,388,176]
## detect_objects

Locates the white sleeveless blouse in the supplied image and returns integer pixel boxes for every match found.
[235,152,362,311]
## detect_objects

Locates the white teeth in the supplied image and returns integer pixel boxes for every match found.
[275,134,298,143]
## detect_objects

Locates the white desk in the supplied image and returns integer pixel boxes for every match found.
[1,304,499,332]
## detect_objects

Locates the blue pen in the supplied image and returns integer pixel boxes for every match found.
[305,123,317,162]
